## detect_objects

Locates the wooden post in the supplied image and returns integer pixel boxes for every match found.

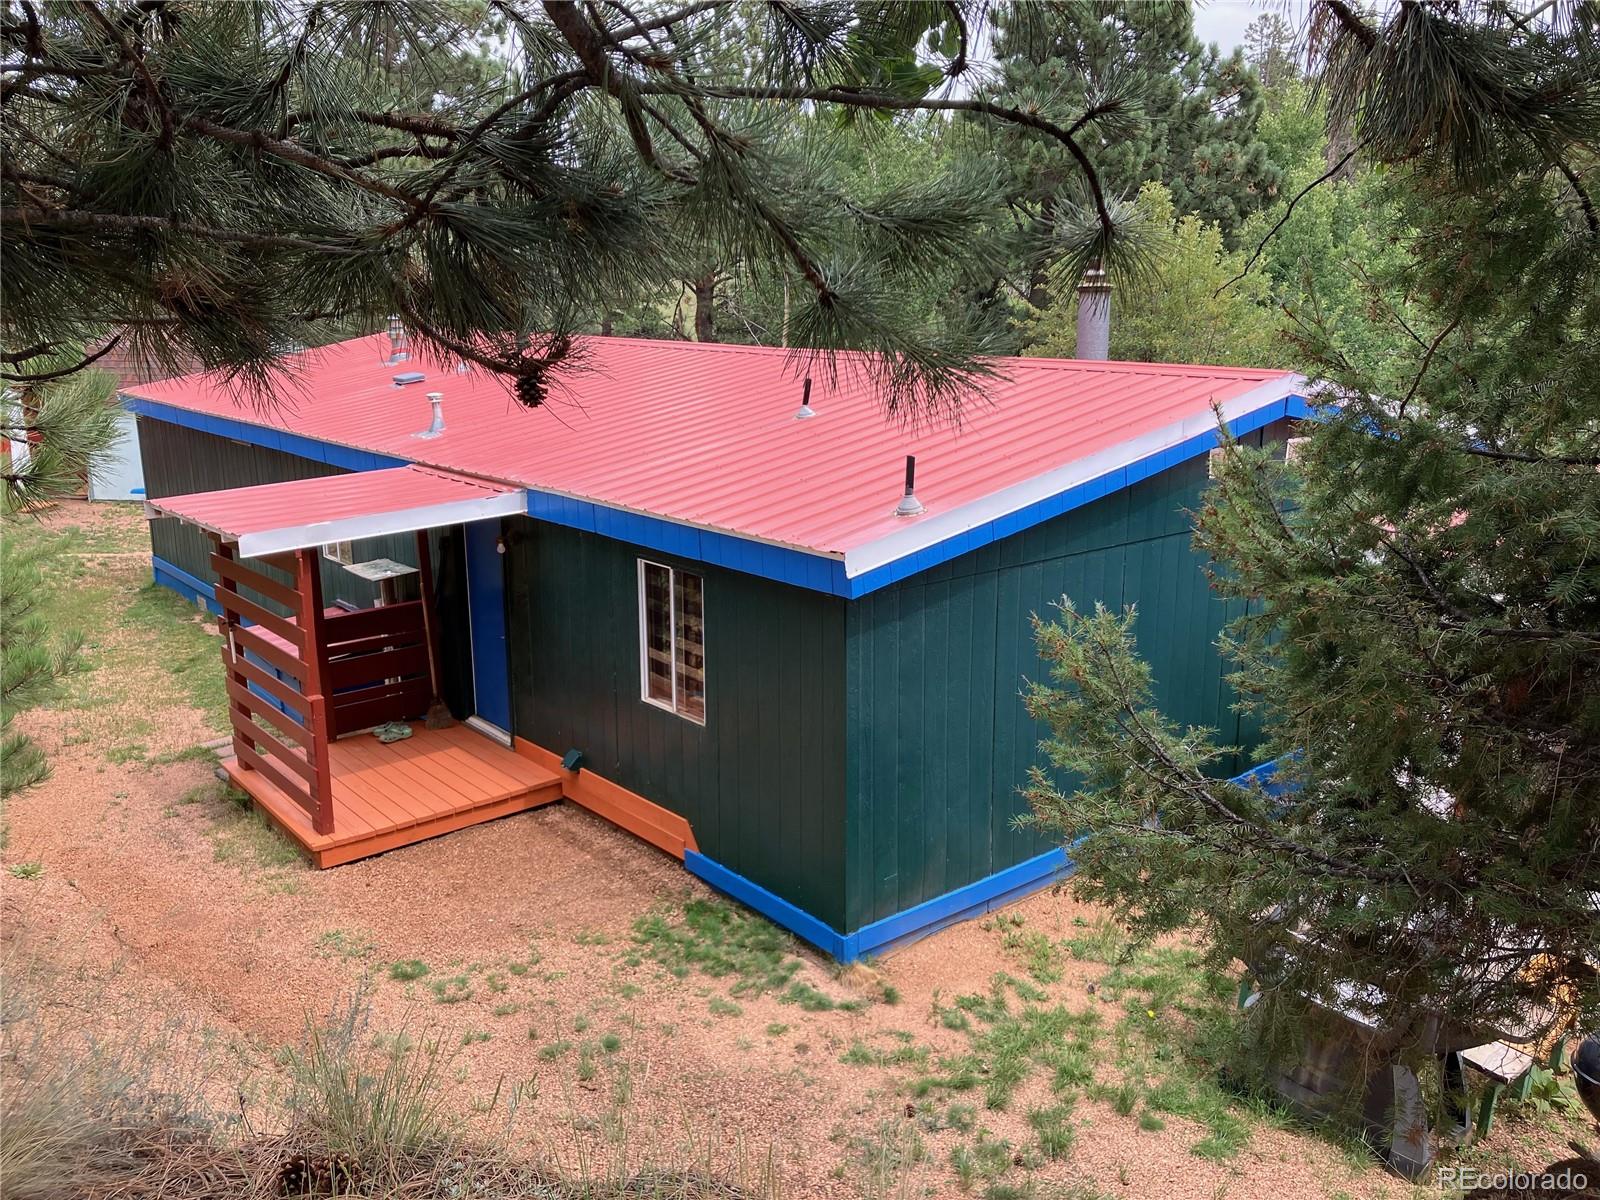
[213,537,253,769]
[414,529,448,719]
[296,548,335,836]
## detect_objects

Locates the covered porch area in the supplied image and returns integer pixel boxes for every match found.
[146,465,558,867]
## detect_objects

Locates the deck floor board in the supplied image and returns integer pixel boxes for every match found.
[224,723,563,867]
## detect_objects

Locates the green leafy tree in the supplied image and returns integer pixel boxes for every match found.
[1023,182,1284,367]
[2,1,1162,417]
[1024,1,1600,1049]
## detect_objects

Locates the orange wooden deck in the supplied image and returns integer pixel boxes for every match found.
[223,724,563,868]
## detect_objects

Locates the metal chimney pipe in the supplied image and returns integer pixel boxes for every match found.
[894,454,925,517]
[1075,263,1112,361]
[794,376,816,420]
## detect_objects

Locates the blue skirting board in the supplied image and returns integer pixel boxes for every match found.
[153,555,221,615]
[686,757,1294,962]
[685,845,1079,963]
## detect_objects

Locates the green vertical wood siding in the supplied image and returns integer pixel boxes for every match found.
[503,518,849,929]
[844,435,1280,931]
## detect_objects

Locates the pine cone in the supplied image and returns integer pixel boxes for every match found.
[277,1153,310,1196]
[515,369,547,409]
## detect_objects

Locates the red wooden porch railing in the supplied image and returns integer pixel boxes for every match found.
[212,541,334,835]
[323,600,431,737]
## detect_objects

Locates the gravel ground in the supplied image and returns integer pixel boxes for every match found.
[3,503,1584,1200]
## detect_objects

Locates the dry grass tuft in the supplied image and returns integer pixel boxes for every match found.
[1,960,767,1199]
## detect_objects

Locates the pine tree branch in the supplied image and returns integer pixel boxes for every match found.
[81,0,175,150]
[179,116,428,214]
[1401,313,1462,410]
[1554,155,1598,234]
[0,205,338,251]
[0,334,121,383]
[640,80,1119,237]
[1216,141,1364,297]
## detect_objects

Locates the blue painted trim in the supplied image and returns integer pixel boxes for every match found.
[126,397,407,473]
[526,491,850,595]
[152,555,220,614]
[133,392,1312,598]
[684,851,851,959]
[841,395,1316,597]
[1229,752,1300,799]
[848,844,1081,960]
[687,753,1306,962]
[686,841,1082,963]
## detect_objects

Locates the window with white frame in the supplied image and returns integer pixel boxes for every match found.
[638,559,705,723]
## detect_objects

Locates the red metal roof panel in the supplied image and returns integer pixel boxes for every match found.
[128,335,1302,564]
[145,464,524,557]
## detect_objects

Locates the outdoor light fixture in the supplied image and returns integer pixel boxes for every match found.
[562,748,585,772]
[894,454,925,517]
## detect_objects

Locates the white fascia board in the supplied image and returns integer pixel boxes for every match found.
[843,375,1305,580]
[235,489,527,557]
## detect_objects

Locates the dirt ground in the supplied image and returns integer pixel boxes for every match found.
[3,502,1587,1200]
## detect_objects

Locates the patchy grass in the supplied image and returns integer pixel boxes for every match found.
[632,898,801,995]
[428,976,473,1006]
[1061,917,1127,965]
[7,862,44,880]
[316,930,375,961]
[205,783,305,875]
[1026,1100,1077,1160]
[15,513,229,737]
[998,923,1064,985]
[389,960,430,982]
[145,744,221,768]
[840,1038,930,1070]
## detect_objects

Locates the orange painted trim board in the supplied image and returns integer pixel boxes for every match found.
[513,738,698,859]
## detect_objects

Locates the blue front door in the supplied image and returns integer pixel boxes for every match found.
[464,520,511,733]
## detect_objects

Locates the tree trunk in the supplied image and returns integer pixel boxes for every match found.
[692,275,717,342]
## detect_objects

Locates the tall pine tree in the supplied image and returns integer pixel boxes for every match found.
[1024,0,1600,1052]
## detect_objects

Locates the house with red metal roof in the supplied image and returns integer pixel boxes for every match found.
[127,333,1309,959]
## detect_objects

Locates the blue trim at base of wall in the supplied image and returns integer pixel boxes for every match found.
[685,755,1297,962]
[686,844,1079,963]
[152,555,221,614]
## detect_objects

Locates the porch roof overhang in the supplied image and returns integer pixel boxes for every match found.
[145,464,526,557]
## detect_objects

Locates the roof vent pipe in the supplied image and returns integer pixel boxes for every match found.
[794,376,816,420]
[386,314,409,365]
[414,392,445,439]
[1075,263,1111,361]
[894,454,925,517]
